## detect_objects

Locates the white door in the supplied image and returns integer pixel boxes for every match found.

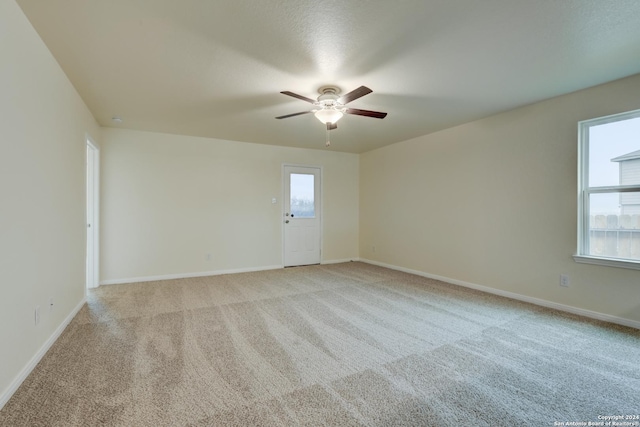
[283,166,321,267]
[86,139,99,289]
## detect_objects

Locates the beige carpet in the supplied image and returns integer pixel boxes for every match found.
[1,262,638,426]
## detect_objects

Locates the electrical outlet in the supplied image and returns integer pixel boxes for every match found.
[206,253,212,262]
[560,274,570,287]
[35,306,40,325]
[372,246,376,253]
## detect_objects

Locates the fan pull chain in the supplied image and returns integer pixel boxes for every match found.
[325,124,331,147]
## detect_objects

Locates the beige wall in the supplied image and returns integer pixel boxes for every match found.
[0,0,101,404]
[100,128,359,282]
[360,73,640,325]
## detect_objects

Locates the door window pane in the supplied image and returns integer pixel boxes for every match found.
[290,173,315,218]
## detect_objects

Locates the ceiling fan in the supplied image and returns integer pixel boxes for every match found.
[276,85,387,146]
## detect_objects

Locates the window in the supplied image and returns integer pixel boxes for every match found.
[575,109,640,270]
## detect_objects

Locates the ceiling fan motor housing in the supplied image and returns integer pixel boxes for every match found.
[317,86,341,106]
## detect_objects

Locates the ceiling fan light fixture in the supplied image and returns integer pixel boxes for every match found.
[314,108,343,124]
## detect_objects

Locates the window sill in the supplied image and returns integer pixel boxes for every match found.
[573,255,640,271]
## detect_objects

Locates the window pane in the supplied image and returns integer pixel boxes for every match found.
[588,116,640,187]
[290,173,315,218]
[588,192,640,261]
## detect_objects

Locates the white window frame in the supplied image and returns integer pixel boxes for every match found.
[574,108,640,270]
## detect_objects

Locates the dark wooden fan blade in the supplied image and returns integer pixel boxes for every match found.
[280,91,316,104]
[327,123,337,130]
[339,86,372,104]
[275,111,313,119]
[345,108,387,119]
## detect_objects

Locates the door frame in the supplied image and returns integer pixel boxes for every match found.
[282,164,323,267]
[86,135,100,289]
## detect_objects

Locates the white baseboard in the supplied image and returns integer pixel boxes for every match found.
[0,296,87,411]
[101,260,367,285]
[360,258,640,330]
[100,264,284,285]
[321,258,360,265]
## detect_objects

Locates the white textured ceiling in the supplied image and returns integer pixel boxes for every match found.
[16,0,640,153]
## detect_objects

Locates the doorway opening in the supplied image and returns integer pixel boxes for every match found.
[86,137,99,289]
